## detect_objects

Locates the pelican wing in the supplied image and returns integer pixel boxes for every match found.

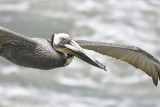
[76,40,160,86]
[0,26,36,47]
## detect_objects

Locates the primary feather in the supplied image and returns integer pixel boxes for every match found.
[76,40,160,86]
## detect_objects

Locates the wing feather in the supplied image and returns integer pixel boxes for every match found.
[0,26,36,47]
[76,40,160,86]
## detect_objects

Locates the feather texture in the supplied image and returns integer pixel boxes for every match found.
[0,26,68,69]
[76,40,160,86]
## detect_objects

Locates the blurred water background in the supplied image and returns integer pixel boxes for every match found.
[0,0,160,107]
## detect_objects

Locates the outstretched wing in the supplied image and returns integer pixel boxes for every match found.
[76,40,160,86]
[0,26,36,47]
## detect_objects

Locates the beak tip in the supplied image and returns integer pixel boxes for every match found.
[101,66,107,72]
[104,67,107,72]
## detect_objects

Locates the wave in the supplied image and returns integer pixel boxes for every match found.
[0,1,30,12]
[0,65,20,75]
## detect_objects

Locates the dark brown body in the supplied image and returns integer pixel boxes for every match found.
[0,27,68,70]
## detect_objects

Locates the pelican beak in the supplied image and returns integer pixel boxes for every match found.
[56,38,107,71]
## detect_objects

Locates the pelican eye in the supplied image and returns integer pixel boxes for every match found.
[61,37,67,41]
[61,37,70,44]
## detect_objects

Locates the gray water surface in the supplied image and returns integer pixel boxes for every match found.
[0,0,160,107]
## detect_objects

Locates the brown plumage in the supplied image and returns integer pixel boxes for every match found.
[0,26,71,70]
[0,26,160,86]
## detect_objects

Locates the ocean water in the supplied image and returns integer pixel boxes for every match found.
[0,0,160,107]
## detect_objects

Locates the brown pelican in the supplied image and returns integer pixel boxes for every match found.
[0,26,160,86]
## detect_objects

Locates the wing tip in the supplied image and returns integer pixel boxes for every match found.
[152,68,159,86]
[153,79,158,86]
[152,75,158,86]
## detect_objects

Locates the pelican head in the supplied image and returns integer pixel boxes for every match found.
[51,33,107,71]
[52,33,84,55]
